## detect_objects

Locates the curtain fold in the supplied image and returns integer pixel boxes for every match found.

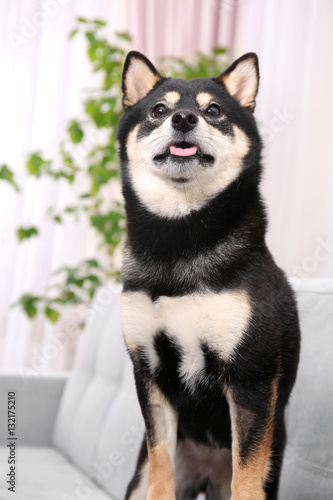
[232,0,333,279]
[0,0,125,372]
[0,0,332,373]
[126,0,237,60]
[0,0,235,372]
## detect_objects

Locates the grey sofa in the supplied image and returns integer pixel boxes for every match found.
[0,279,332,499]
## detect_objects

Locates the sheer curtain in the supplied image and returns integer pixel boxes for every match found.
[232,0,333,280]
[0,0,129,372]
[0,0,236,373]
[125,0,238,59]
[0,0,332,373]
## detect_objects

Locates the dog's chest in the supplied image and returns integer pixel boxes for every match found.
[121,290,251,384]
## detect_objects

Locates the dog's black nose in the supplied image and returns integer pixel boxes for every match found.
[172,110,198,132]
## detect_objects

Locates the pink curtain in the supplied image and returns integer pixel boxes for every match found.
[232,0,333,279]
[126,0,238,60]
[0,0,237,373]
[2,0,331,374]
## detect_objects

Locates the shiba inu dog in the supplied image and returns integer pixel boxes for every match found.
[118,51,300,500]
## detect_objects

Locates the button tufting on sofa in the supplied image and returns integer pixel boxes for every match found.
[0,280,332,499]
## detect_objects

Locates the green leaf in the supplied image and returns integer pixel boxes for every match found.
[26,153,43,175]
[85,31,97,45]
[44,305,60,323]
[89,163,116,193]
[51,265,75,277]
[90,210,125,248]
[213,46,227,55]
[85,98,115,128]
[68,28,78,39]
[77,17,87,23]
[82,274,102,299]
[115,32,132,41]
[64,206,78,214]
[54,290,78,304]
[68,120,84,143]
[113,270,122,283]
[26,153,50,176]
[17,226,39,242]
[59,144,75,169]
[19,294,40,318]
[0,164,20,191]
[85,274,101,285]
[66,174,75,183]
[25,305,38,318]
[85,259,100,268]
[93,19,106,26]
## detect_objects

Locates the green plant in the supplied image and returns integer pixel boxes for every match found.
[0,164,20,192]
[8,17,228,324]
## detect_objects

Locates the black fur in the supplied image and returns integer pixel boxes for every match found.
[119,51,300,500]
[125,437,148,499]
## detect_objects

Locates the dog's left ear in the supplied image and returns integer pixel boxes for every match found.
[219,53,259,111]
[122,51,163,108]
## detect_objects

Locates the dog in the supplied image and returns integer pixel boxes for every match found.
[118,50,300,500]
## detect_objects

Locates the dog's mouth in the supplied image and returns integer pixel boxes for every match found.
[154,141,214,164]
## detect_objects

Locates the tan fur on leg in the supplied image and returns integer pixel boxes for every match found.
[226,379,278,500]
[146,383,178,500]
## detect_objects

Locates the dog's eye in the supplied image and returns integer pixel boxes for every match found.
[152,104,168,118]
[206,104,221,117]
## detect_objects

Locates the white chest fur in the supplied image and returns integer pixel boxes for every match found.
[121,290,252,387]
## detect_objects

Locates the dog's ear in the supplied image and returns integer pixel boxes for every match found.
[122,51,163,108]
[219,53,259,111]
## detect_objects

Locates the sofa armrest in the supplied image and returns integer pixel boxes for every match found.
[0,372,68,446]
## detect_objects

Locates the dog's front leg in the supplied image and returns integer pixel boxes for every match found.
[134,369,178,500]
[226,379,278,500]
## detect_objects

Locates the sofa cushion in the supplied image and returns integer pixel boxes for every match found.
[53,285,143,500]
[279,279,333,499]
[53,279,333,500]
[0,446,111,499]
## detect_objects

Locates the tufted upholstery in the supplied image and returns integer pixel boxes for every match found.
[52,279,333,500]
[0,279,332,499]
[279,279,333,499]
[0,446,112,499]
[53,284,143,500]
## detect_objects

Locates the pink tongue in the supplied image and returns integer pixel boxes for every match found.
[169,144,198,157]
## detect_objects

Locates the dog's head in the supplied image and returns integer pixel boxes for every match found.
[118,51,261,218]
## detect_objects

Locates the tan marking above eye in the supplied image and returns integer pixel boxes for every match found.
[161,91,181,107]
[196,92,214,108]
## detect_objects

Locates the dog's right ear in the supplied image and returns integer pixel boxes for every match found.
[122,51,163,109]
[219,53,259,111]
